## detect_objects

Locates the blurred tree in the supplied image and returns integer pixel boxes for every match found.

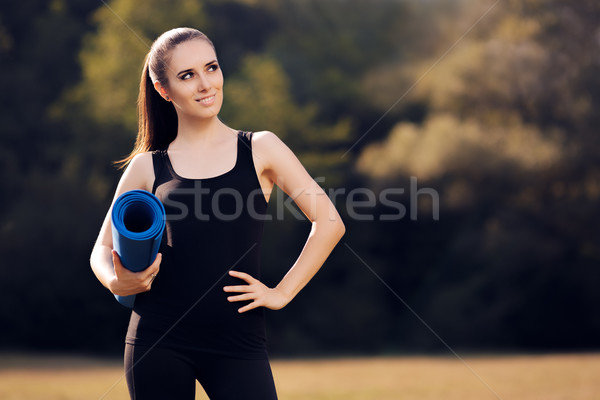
[355,0,600,350]
[57,0,206,132]
[2,0,598,354]
[0,0,105,351]
[220,53,352,182]
[203,0,279,73]
[49,0,355,353]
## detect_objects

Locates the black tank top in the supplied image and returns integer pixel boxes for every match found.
[125,131,270,359]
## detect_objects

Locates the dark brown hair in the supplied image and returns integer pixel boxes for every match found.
[116,27,215,168]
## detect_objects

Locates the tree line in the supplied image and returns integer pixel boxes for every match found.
[0,0,598,355]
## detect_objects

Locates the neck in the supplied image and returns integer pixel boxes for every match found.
[172,114,232,149]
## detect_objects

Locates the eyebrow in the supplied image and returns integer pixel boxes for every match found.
[176,60,218,76]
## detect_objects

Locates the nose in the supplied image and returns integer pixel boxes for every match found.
[197,72,210,92]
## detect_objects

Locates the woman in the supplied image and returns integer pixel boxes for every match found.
[90,27,345,399]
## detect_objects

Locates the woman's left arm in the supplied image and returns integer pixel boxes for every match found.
[223,131,345,313]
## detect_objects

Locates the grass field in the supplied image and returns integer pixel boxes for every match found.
[0,353,598,399]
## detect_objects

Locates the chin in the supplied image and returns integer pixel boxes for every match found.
[196,98,223,119]
[198,107,221,119]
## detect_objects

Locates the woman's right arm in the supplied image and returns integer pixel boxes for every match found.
[89,152,162,296]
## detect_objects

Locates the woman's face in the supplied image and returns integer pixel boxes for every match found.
[160,39,224,120]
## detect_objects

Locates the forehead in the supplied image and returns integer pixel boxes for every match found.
[168,39,216,70]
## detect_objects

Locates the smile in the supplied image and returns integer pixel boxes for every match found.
[195,95,216,105]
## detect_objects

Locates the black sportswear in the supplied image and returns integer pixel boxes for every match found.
[125,131,270,359]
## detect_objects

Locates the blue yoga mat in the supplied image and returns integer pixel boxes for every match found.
[111,190,165,308]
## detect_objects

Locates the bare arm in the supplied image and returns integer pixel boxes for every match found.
[224,131,345,312]
[90,152,162,296]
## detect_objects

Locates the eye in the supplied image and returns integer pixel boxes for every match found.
[179,72,193,80]
[207,63,219,72]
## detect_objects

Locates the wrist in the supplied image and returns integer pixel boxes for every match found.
[274,285,294,306]
[107,275,119,294]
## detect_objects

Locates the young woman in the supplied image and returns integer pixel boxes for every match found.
[90,27,345,399]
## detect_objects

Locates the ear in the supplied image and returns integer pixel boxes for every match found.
[153,81,170,101]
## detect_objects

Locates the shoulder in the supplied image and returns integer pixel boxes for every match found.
[251,131,302,174]
[122,151,154,192]
[251,130,287,154]
[129,151,154,171]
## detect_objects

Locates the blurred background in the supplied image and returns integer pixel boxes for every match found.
[0,0,598,358]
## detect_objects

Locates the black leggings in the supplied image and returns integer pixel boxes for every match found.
[125,344,278,400]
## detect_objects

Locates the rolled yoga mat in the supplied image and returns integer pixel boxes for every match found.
[111,190,166,308]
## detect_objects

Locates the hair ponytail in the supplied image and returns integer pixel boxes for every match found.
[115,27,214,169]
[115,55,178,168]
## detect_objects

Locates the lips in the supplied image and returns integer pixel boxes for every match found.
[195,95,216,106]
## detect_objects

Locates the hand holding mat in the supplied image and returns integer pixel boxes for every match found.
[111,190,166,308]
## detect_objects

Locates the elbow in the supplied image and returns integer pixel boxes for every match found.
[89,247,96,269]
[89,249,98,273]
[339,220,346,239]
[333,217,345,242]
[89,242,108,271]
[314,211,345,241]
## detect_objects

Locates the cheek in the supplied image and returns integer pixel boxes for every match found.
[170,82,189,98]
[213,72,224,90]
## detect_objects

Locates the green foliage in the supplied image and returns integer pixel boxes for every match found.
[59,0,206,132]
[220,53,352,176]
[221,54,319,142]
[357,114,563,181]
[353,0,600,351]
[1,0,599,354]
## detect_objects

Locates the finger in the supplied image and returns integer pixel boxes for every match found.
[228,270,255,283]
[142,270,158,290]
[144,275,156,291]
[147,272,157,285]
[144,253,162,278]
[238,301,260,313]
[112,250,125,276]
[223,285,253,293]
[141,270,157,289]
[227,293,255,302]
[150,253,162,268]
